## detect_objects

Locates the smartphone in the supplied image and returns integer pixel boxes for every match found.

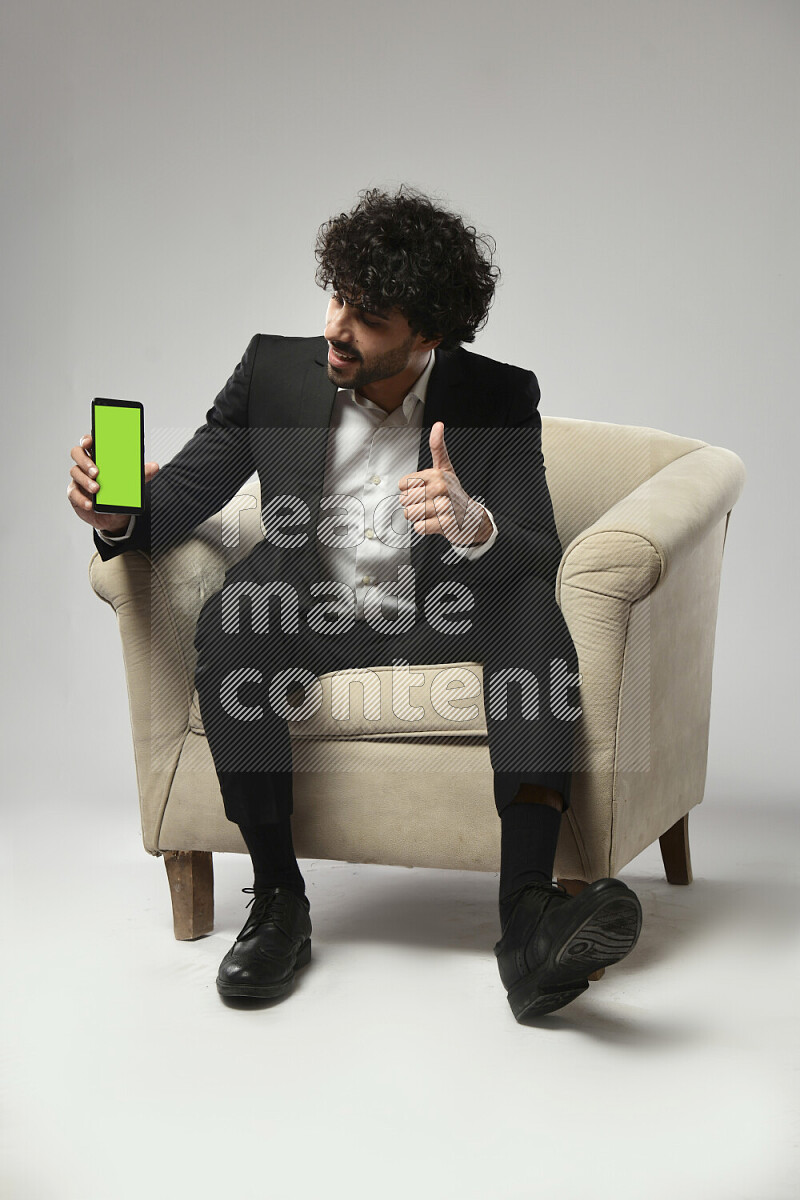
[91,398,145,514]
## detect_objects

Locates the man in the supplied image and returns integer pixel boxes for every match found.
[68,187,642,1021]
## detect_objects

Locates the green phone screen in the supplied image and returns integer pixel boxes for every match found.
[94,403,142,508]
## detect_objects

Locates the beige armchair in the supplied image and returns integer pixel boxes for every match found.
[89,416,746,940]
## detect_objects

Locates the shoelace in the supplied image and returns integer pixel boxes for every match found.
[505,880,568,905]
[502,879,568,923]
[237,887,291,939]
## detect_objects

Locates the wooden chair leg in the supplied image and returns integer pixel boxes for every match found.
[659,813,693,885]
[555,877,605,980]
[162,851,214,940]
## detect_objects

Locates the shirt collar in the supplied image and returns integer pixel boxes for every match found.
[346,349,436,422]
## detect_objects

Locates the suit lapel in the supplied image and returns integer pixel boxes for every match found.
[415,347,467,466]
[287,342,338,568]
[411,347,476,580]
[251,335,336,511]
[301,338,339,427]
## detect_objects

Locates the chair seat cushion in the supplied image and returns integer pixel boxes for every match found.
[188,661,490,741]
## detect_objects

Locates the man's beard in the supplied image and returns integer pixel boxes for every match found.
[326,333,416,392]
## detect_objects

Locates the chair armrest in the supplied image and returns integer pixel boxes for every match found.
[556,444,746,605]
[88,515,238,852]
[554,442,746,788]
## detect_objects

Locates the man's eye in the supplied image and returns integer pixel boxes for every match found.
[360,309,386,327]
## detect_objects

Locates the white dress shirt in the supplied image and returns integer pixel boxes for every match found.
[316,349,496,622]
[99,348,498,623]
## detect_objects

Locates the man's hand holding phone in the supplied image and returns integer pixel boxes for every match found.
[67,432,159,534]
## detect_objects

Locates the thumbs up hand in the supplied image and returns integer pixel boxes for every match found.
[429,420,455,474]
[398,421,493,546]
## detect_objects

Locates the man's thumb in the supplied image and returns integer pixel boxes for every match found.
[144,462,160,481]
[430,421,453,470]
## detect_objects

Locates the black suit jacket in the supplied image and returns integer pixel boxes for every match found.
[92,335,563,610]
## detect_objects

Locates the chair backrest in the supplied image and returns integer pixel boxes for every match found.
[205,417,710,571]
[541,416,707,550]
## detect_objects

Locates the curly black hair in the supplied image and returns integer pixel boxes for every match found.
[315,186,500,351]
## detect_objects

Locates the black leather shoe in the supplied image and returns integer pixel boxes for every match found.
[216,886,312,1000]
[494,878,642,1020]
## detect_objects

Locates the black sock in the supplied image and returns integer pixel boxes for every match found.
[238,816,307,902]
[498,801,562,928]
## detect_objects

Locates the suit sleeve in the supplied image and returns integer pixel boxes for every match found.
[446,505,498,560]
[468,369,563,586]
[92,335,260,562]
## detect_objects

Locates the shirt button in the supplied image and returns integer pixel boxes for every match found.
[370,474,381,485]
[365,527,375,539]
[361,575,372,585]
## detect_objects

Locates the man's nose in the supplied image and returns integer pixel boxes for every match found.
[326,304,354,343]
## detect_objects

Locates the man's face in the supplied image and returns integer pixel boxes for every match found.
[323,292,429,391]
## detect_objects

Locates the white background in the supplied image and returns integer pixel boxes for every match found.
[3,0,797,802]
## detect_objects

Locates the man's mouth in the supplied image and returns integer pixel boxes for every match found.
[328,344,360,367]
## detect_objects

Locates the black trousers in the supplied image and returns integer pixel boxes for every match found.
[193,571,581,827]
